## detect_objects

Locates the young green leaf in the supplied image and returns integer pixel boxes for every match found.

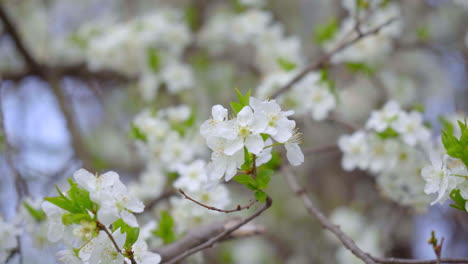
[313,17,338,44]
[152,211,176,244]
[147,47,160,72]
[277,58,296,72]
[24,202,46,222]
[254,191,267,203]
[112,218,141,249]
[129,124,147,142]
[256,169,273,189]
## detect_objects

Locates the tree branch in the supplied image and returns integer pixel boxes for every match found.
[162,196,272,263]
[155,218,265,261]
[281,166,468,264]
[179,188,257,213]
[271,17,397,99]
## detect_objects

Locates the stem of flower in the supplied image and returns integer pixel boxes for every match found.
[96,221,138,264]
[179,189,257,213]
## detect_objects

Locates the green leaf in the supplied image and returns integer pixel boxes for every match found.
[277,58,297,72]
[345,62,375,76]
[129,123,147,142]
[23,202,46,222]
[376,127,399,139]
[45,191,82,214]
[147,47,160,72]
[234,174,258,191]
[254,191,267,203]
[112,218,141,249]
[230,102,244,115]
[241,147,253,171]
[313,17,338,44]
[449,189,467,212]
[152,211,176,245]
[185,5,199,31]
[256,169,273,189]
[416,26,430,42]
[319,69,339,102]
[67,178,94,212]
[62,212,92,226]
[357,0,370,9]
[235,87,251,107]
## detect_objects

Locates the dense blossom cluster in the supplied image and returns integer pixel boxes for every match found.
[338,101,432,209]
[129,104,232,233]
[1,0,467,263]
[38,169,161,264]
[201,96,304,182]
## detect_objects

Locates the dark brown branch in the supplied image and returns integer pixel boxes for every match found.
[0,6,40,73]
[179,188,257,213]
[164,196,272,264]
[155,219,265,261]
[271,17,397,99]
[282,166,468,264]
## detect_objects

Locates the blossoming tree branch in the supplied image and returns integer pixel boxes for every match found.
[0,0,468,263]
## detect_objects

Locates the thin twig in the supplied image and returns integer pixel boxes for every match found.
[179,188,257,213]
[282,166,377,264]
[155,219,265,260]
[146,189,177,209]
[97,222,137,264]
[271,17,397,99]
[164,196,272,264]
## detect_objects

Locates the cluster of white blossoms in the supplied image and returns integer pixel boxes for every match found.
[326,0,403,64]
[71,8,193,101]
[201,96,304,183]
[420,115,468,209]
[0,216,19,263]
[338,101,432,209]
[257,70,337,121]
[129,105,231,234]
[199,8,303,75]
[39,169,161,264]
[328,207,382,264]
[199,2,339,122]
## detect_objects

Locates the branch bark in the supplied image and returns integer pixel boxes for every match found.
[281,166,468,264]
[162,197,272,264]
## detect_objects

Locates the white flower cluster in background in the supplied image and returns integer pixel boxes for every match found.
[328,207,382,264]
[0,216,19,263]
[129,105,203,201]
[199,8,304,75]
[256,71,337,121]
[71,8,193,101]
[129,105,232,234]
[338,101,432,209]
[200,96,304,183]
[326,0,402,64]
[39,169,161,264]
